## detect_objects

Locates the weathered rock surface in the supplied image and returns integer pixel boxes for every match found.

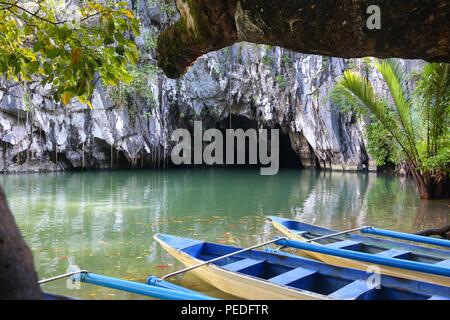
[0,1,423,173]
[157,0,449,78]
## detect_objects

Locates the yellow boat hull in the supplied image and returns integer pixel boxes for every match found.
[271,221,450,287]
[156,237,329,300]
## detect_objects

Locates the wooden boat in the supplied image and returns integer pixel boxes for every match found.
[154,234,450,300]
[268,216,450,287]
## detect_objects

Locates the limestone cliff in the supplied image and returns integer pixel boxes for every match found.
[0,1,423,173]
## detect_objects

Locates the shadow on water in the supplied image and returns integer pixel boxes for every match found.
[0,169,448,299]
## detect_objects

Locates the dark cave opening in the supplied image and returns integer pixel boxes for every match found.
[216,115,260,169]
[277,127,302,169]
[85,114,304,171]
[202,115,302,169]
[168,114,303,169]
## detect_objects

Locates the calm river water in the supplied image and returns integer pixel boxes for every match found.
[1,169,448,299]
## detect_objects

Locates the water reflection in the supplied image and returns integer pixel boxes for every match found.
[1,169,448,299]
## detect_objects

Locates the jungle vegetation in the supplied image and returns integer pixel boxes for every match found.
[333,60,449,199]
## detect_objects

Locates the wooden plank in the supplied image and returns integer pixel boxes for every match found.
[434,260,450,268]
[428,295,450,300]
[375,249,411,259]
[268,267,317,286]
[328,279,372,300]
[326,240,361,250]
[222,258,265,272]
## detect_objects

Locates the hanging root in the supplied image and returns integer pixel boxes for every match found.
[417,225,450,239]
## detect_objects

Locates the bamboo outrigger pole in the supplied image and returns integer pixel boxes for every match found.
[362,227,450,248]
[305,226,371,243]
[39,270,215,300]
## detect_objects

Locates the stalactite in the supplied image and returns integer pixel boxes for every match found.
[158,144,161,169]
[82,141,85,170]
[26,111,30,161]
[163,145,166,169]
[152,146,156,169]
[110,144,113,169]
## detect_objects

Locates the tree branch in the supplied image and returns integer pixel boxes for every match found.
[0,1,67,25]
[417,225,450,239]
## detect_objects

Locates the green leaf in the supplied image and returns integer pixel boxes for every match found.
[28,61,40,74]
[46,48,62,59]
[33,41,44,52]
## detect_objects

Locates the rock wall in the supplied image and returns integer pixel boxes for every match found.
[0,1,422,173]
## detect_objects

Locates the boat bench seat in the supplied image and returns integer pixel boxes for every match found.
[434,260,450,268]
[325,240,362,250]
[268,267,317,286]
[429,295,450,300]
[222,258,265,272]
[375,249,411,259]
[328,279,373,300]
[293,231,308,237]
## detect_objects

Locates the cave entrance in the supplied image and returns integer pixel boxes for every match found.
[215,115,301,169]
[277,127,302,169]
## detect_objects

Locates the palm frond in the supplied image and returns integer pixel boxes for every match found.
[335,70,416,163]
[384,59,412,99]
[373,60,419,161]
[415,63,450,158]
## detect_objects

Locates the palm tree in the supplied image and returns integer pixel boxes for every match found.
[333,60,449,199]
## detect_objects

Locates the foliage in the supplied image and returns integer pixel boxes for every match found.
[415,63,450,172]
[330,81,367,114]
[282,53,292,67]
[345,58,371,74]
[365,115,401,166]
[147,0,177,20]
[108,63,158,108]
[321,56,330,72]
[142,30,157,53]
[332,59,450,198]
[275,75,287,89]
[345,59,358,71]
[0,0,140,107]
[262,54,274,67]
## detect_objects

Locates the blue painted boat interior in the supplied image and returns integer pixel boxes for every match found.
[155,234,450,300]
[43,293,76,300]
[268,216,450,265]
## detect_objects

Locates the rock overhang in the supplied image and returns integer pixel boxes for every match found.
[157,0,450,78]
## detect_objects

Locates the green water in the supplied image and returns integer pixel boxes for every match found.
[1,169,448,299]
